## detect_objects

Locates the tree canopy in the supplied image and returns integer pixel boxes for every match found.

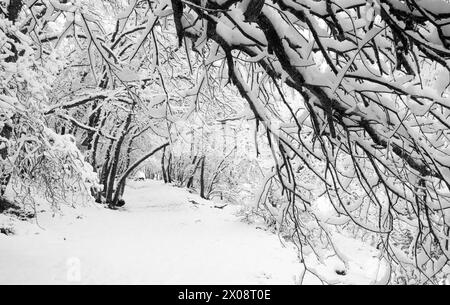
[1,0,450,284]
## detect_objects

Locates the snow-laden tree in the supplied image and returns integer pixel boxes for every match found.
[1,0,178,207]
[3,0,450,283]
[0,7,98,210]
[146,0,450,283]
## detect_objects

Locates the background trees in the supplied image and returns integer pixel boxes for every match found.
[1,0,450,283]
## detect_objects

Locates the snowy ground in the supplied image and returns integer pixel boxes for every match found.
[0,180,304,284]
[0,180,388,285]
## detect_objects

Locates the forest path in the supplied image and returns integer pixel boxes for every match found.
[0,180,303,284]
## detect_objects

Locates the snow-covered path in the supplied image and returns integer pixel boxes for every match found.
[0,180,303,284]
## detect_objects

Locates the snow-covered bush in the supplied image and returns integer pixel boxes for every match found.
[0,16,98,211]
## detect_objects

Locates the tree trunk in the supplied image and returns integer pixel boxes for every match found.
[161,146,167,183]
[199,156,206,199]
[90,111,108,169]
[186,156,200,189]
[166,152,172,183]
[106,111,134,207]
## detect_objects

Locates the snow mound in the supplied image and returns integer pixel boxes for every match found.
[306,233,390,285]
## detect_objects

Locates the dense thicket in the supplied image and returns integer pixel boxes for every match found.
[1,0,450,284]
